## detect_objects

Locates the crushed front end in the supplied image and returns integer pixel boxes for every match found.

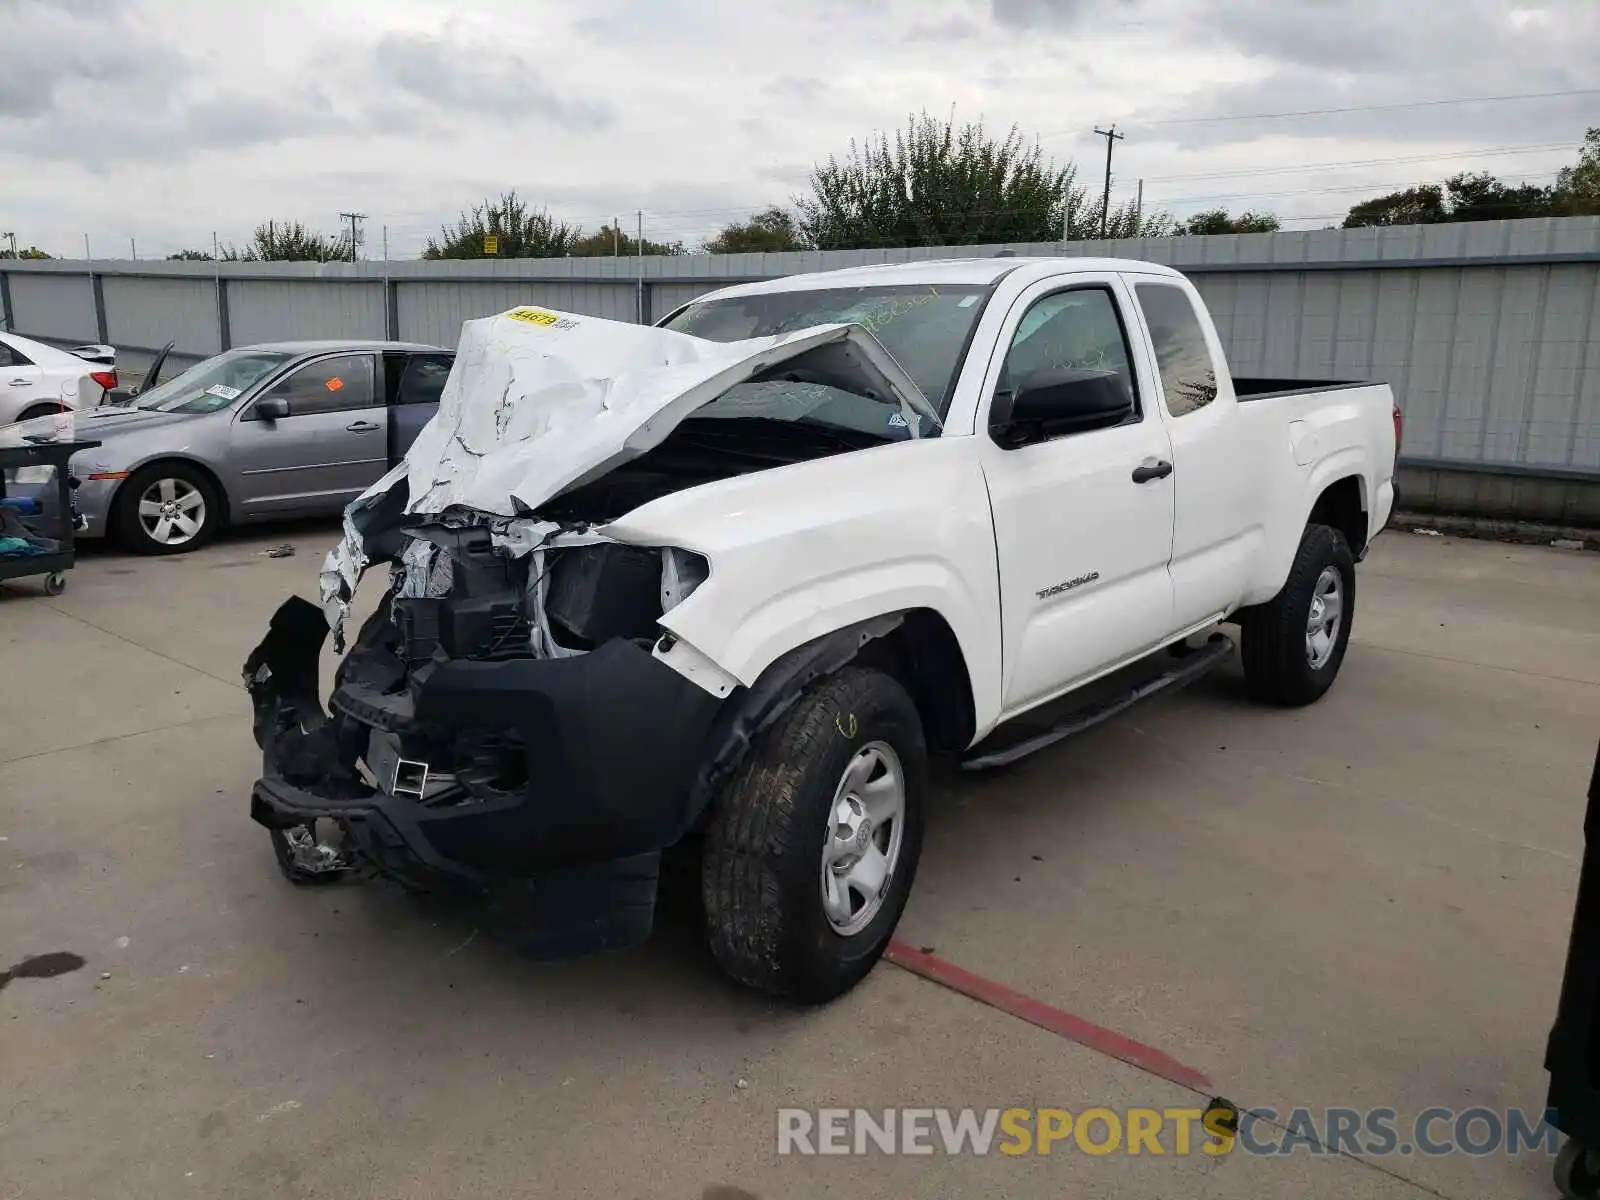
[244,517,724,956]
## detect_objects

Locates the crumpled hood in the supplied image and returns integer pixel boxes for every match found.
[318,304,936,640]
[387,304,937,519]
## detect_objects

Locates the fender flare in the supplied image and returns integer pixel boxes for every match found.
[688,612,906,816]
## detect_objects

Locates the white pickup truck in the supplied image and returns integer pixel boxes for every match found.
[244,257,1399,1002]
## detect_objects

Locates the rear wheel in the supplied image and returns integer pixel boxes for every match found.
[1240,523,1355,706]
[114,463,220,555]
[701,667,926,1003]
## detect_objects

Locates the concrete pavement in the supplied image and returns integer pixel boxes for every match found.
[1,526,1595,1199]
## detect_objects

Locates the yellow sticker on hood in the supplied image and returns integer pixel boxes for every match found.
[507,307,559,325]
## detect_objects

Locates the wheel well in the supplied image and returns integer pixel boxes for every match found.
[1308,476,1366,557]
[116,458,231,527]
[855,608,977,755]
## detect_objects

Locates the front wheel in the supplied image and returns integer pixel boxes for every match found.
[1240,523,1355,707]
[113,463,220,555]
[701,667,926,1003]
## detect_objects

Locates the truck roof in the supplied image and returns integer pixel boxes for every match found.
[701,256,1186,299]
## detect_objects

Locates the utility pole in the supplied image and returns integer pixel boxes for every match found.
[130,236,137,261]
[339,212,366,263]
[636,210,645,324]
[2,231,16,258]
[1135,179,1144,232]
[613,216,620,257]
[1093,125,1124,239]
[84,233,92,259]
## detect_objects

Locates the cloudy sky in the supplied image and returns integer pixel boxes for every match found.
[2,0,1595,259]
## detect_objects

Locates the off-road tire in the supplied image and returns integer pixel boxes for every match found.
[702,667,926,1003]
[1239,523,1355,707]
[113,461,221,555]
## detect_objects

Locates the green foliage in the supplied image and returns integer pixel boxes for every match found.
[795,111,1167,250]
[0,246,53,259]
[423,191,582,259]
[1178,209,1281,235]
[568,221,685,257]
[704,207,807,254]
[1554,126,1600,215]
[1342,183,1447,228]
[167,249,214,261]
[1345,132,1600,227]
[221,221,351,262]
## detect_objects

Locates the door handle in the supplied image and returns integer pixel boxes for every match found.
[346,420,380,432]
[9,379,31,386]
[1131,458,1173,483]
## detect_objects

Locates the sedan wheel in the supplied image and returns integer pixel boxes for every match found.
[138,477,207,547]
[115,464,220,555]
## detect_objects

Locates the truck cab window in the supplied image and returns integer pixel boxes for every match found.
[1135,283,1218,417]
[998,286,1138,414]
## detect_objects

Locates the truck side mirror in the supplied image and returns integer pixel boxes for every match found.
[990,367,1133,448]
[254,396,290,421]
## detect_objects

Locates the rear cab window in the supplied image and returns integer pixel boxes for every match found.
[1134,283,1219,417]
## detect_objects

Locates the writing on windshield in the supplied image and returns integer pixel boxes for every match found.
[663,284,988,416]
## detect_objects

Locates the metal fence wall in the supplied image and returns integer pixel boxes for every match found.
[4,217,1598,482]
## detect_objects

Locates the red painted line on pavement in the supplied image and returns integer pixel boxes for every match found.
[884,940,1213,1092]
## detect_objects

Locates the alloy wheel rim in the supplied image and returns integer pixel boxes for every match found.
[1305,566,1344,669]
[820,740,906,937]
[138,477,205,545]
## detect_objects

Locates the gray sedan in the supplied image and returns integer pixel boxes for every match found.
[39,340,453,554]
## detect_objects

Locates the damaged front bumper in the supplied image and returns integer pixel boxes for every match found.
[244,594,724,954]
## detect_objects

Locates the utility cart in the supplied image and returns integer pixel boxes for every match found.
[0,437,100,596]
[1546,736,1600,1198]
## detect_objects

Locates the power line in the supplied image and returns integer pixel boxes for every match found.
[1137,142,1574,184]
[1052,86,1600,137]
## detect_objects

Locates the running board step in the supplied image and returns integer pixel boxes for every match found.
[961,633,1234,771]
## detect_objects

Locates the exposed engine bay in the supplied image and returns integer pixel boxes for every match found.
[243,304,934,950]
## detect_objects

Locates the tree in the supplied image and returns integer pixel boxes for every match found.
[795,111,1167,250]
[704,206,807,253]
[424,191,582,259]
[1555,126,1600,215]
[567,221,685,257]
[221,221,351,262]
[1177,208,1281,235]
[1440,171,1559,222]
[1342,183,1448,228]
[0,246,53,259]
[167,249,214,261]
[1340,150,1594,228]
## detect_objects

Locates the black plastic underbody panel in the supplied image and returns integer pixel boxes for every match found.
[244,596,725,924]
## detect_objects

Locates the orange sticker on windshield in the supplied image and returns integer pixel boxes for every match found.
[325,377,344,392]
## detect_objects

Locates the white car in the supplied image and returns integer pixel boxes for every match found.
[0,331,118,424]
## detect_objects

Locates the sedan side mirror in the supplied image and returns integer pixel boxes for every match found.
[990,367,1133,449]
[254,396,290,421]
